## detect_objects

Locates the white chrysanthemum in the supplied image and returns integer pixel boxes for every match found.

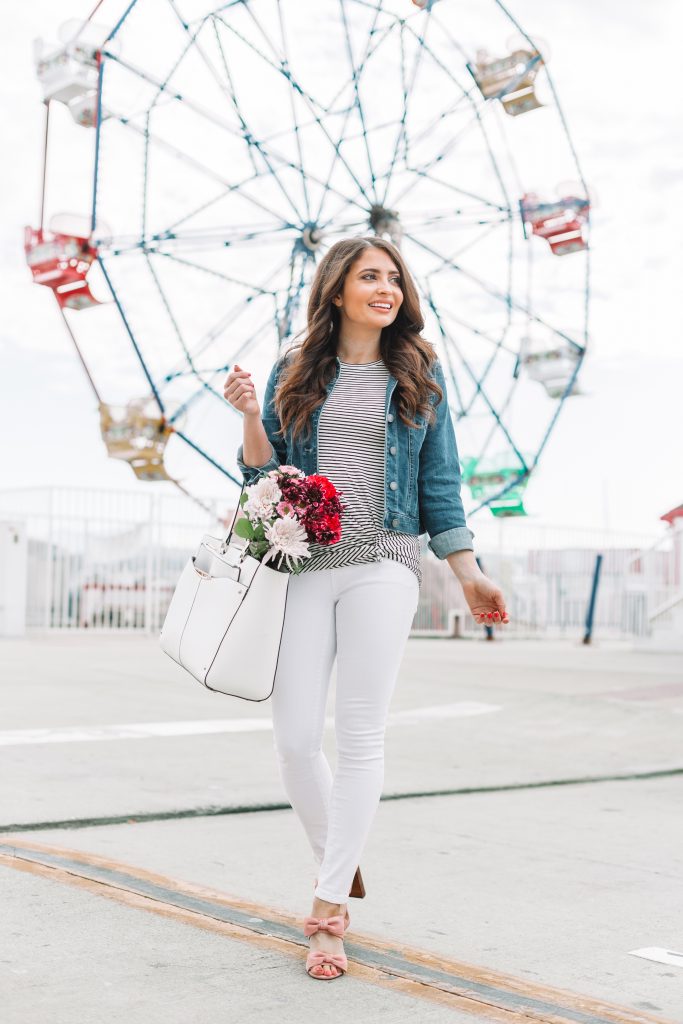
[267,465,303,478]
[261,513,311,571]
[243,476,282,520]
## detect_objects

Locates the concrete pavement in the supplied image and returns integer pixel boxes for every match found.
[1,633,681,1021]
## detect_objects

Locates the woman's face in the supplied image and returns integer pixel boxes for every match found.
[333,247,403,329]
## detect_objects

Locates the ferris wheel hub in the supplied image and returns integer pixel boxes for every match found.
[301,225,324,252]
[369,206,403,247]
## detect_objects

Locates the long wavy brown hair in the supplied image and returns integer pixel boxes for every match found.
[272,236,443,443]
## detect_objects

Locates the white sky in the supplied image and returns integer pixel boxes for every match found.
[1,0,682,543]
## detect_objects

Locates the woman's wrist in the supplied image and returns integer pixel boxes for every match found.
[444,549,484,582]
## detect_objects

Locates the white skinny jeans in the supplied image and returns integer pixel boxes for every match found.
[270,556,420,905]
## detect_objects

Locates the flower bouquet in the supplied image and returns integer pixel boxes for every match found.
[233,465,347,573]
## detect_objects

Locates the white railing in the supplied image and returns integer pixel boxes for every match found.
[624,519,682,646]
[0,487,667,640]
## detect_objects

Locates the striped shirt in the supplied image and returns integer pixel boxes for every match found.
[298,358,422,585]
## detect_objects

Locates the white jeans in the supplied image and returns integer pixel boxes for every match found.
[270,557,420,904]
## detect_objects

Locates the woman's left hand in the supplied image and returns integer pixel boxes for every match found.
[461,574,509,625]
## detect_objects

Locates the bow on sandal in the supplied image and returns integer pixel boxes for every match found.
[303,915,348,980]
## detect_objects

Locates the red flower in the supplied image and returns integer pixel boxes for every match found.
[305,474,339,500]
[271,468,347,547]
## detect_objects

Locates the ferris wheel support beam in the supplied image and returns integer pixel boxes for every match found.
[421,281,529,476]
[465,344,587,517]
[39,102,50,233]
[104,0,140,45]
[90,51,105,235]
[56,304,103,404]
[97,255,166,415]
[173,428,242,488]
[407,229,583,353]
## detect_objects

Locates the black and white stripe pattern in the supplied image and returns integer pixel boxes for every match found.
[298,358,422,584]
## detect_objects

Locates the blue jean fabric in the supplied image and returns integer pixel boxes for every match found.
[236,352,474,559]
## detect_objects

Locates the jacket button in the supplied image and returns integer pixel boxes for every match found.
[389,481,397,490]
[390,445,396,455]
[392,518,399,527]
[387,413,394,422]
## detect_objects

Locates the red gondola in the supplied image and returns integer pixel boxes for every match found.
[520,193,590,256]
[24,225,101,309]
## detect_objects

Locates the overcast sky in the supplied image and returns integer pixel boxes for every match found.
[1,0,681,544]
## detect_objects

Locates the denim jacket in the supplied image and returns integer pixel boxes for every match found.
[236,353,475,559]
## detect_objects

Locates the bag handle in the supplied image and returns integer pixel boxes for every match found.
[220,480,247,554]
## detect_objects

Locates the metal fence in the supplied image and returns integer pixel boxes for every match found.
[0,486,672,640]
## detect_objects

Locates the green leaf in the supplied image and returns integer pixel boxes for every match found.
[233,517,255,540]
[239,492,249,507]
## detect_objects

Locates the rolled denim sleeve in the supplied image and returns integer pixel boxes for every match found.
[418,359,475,558]
[235,358,288,485]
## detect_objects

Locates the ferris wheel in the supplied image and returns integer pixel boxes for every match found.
[27,0,591,520]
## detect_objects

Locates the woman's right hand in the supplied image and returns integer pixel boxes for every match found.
[224,364,261,417]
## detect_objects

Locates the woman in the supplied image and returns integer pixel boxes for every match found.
[224,236,509,981]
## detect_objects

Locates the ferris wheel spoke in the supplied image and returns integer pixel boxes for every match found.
[207,19,310,223]
[101,111,340,251]
[379,12,458,207]
[99,223,298,257]
[151,249,277,296]
[211,11,335,118]
[153,225,299,252]
[141,249,277,412]
[160,248,300,385]
[167,314,278,424]
[284,10,402,223]
[422,279,507,423]
[104,51,248,137]
[210,8,414,226]
[380,17,433,203]
[162,163,298,239]
[235,1,354,225]
[430,302,517,359]
[107,95,374,235]
[421,282,524,465]
[406,229,579,348]
[212,11,380,215]
[330,154,507,238]
[274,5,313,220]
[391,114,501,211]
[384,85,473,194]
[419,210,511,233]
[106,42,324,221]
[422,281,520,436]
[422,218,514,294]
[336,0,389,206]
[277,257,309,345]
[143,251,199,390]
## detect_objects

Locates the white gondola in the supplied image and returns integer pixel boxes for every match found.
[33,20,116,124]
[520,335,582,398]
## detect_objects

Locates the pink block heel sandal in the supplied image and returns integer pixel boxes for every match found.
[303,913,348,980]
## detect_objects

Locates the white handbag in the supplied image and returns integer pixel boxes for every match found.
[159,483,290,701]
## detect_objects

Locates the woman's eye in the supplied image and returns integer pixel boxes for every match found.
[364,274,400,284]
